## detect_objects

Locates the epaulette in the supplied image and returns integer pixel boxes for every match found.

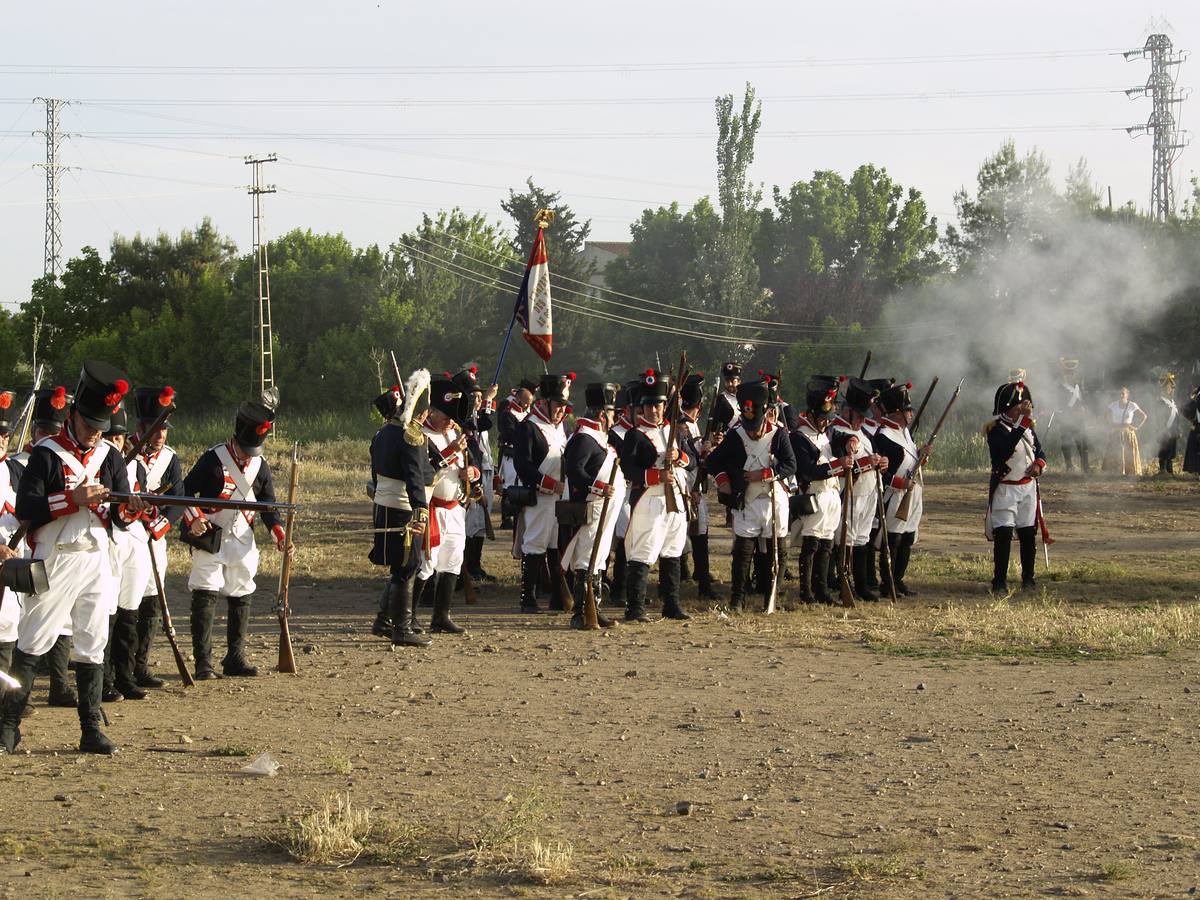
[404,421,426,447]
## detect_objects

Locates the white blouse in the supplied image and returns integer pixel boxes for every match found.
[1107,400,1143,426]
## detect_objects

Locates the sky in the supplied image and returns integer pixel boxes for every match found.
[0,1,1195,308]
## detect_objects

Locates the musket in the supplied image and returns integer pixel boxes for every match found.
[148,546,195,687]
[10,363,45,454]
[275,442,299,674]
[875,469,898,604]
[908,376,939,436]
[837,468,856,608]
[388,350,406,401]
[765,479,780,614]
[107,492,298,514]
[896,376,964,522]
[662,351,689,516]
[126,402,177,464]
[582,455,622,630]
[859,351,873,380]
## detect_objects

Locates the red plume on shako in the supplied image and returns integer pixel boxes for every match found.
[0,392,11,410]
[50,386,68,410]
[158,386,175,407]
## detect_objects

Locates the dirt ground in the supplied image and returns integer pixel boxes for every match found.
[2,471,1199,898]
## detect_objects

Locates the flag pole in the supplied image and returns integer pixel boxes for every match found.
[491,208,555,387]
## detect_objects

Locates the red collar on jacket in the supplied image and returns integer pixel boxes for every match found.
[50,427,97,466]
[636,415,664,429]
[575,417,604,433]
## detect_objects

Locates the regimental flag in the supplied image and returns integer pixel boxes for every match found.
[513,226,553,362]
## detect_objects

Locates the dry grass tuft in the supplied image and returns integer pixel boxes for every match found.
[271,792,430,868]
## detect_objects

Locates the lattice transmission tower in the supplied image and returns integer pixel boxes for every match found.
[1125,34,1190,221]
[34,98,68,278]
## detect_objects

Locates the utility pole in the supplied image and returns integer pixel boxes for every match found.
[245,154,278,397]
[34,98,68,278]
[1125,34,1190,222]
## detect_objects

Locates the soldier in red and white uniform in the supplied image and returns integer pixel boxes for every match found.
[620,369,695,622]
[0,389,25,677]
[182,398,287,679]
[513,373,574,614]
[414,373,475,634]
[2,361,148,755]
[560,382,625,628]
[130,386,182,688]
[874,382,932,598]
[828,378,889,603]
[606,381,638,609]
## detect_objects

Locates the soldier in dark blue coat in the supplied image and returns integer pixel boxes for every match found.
[985,380,1047,593]
[368,371,433,647]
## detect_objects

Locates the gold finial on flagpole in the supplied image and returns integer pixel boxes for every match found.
[533,208,555,229]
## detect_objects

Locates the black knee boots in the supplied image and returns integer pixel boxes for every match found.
[893,532,917,596]
[1016,525,1037,590]
[610,543,628,607]
[46,634,77,707]
[103,614,121,702]
[1,648,38,754]
[691,534,720,598]
[76,662,116,755]
[729,536,755,611]
[222,595,257,677]
[659,556,690,620]
[624,560,651,622]
[388,578,431,647]
[852,545,879,602]
[431,572,466,634]
[112,608,147,700]
[190,590,220,679]
[520,554,542,613]
[133,596,164,687]
[796,536,818,604]
[991,526,1013,593]
[679,550,692,583]
[371,581,393,638]
[812,539,835,605]
[546,549,567,612]
[865,531,880,592]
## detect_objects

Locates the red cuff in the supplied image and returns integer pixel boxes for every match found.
[539,474,558,492]
[148,516,171,540]
[271,524,286,544]
[1034,458,1047,472]
[645,468,662,487]
[678,451,690,467]
[891,474,908,490]
[714,471,730,488]
[116,503,139,524]
[182,507,206,526]
[1020,416,1035,430]
[589,480,608,496]
[761,468,773,482]
[47,491,79,519]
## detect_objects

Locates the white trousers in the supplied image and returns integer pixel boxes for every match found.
[17,546,115,664]
[419,504,466,578]
[188,527,260,597]
[499,456,518,490]
[625,491,688,565]
[732,484,788,539]
[519,493,558,555]
[838,478,878,548]
[883,482,923,535]
[563,489,626,573]
[141,536,168,598]
[989,481,1037,530]
[110,531,152,613]
[613,494,631,539]
[795,489,842,541]
[466,470,494,538]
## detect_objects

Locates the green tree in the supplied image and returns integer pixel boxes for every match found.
[23,247,115,376]
[108,218,239,319]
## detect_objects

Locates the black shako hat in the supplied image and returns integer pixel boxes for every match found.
[721,361,741,380]
[637,369,670,405]
[455,365,483,394]
[0,389,16,433]
[584,382,620,411]
[843,377,878,416]
[32,387,71,430]
[104,403,129,437]
[994,380,1032,415]
[538,372,575,404]
[429,375,468,422]
[621,379,641,409]
[373,384,403,420]
[680,373,705,409]
[234,398,277,457]
[878,381,914,414]
[806,376,840,418]
[517,377,539,393]
[737,380,772,427]
[132,385,176,428]
[73,361,129,431]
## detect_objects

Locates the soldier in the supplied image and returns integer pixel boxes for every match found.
[606,381,639,610]
[561,382,625,629]
[861,377,892,594]
[182,396,289,679]
[680,374,719,599]
[1055,358,1091,473]
[707,379,797,611]
[16,387,77,709]
[874,382,932,598]
[368,372,433,648]
[1154,372,1181,475]
[497,377,537,530]
[513,373,574,614]
[130,386,182,688]
[828,378,888,602]
[789,378,849,605]
[621,369,696,622]
[460,367,499,584]
[1183,384,1200,475]
[2,361,147,755]
[708,362,742,433]
[413,373,476,634]
[985,380,1047,593]
[0,390,24,685]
